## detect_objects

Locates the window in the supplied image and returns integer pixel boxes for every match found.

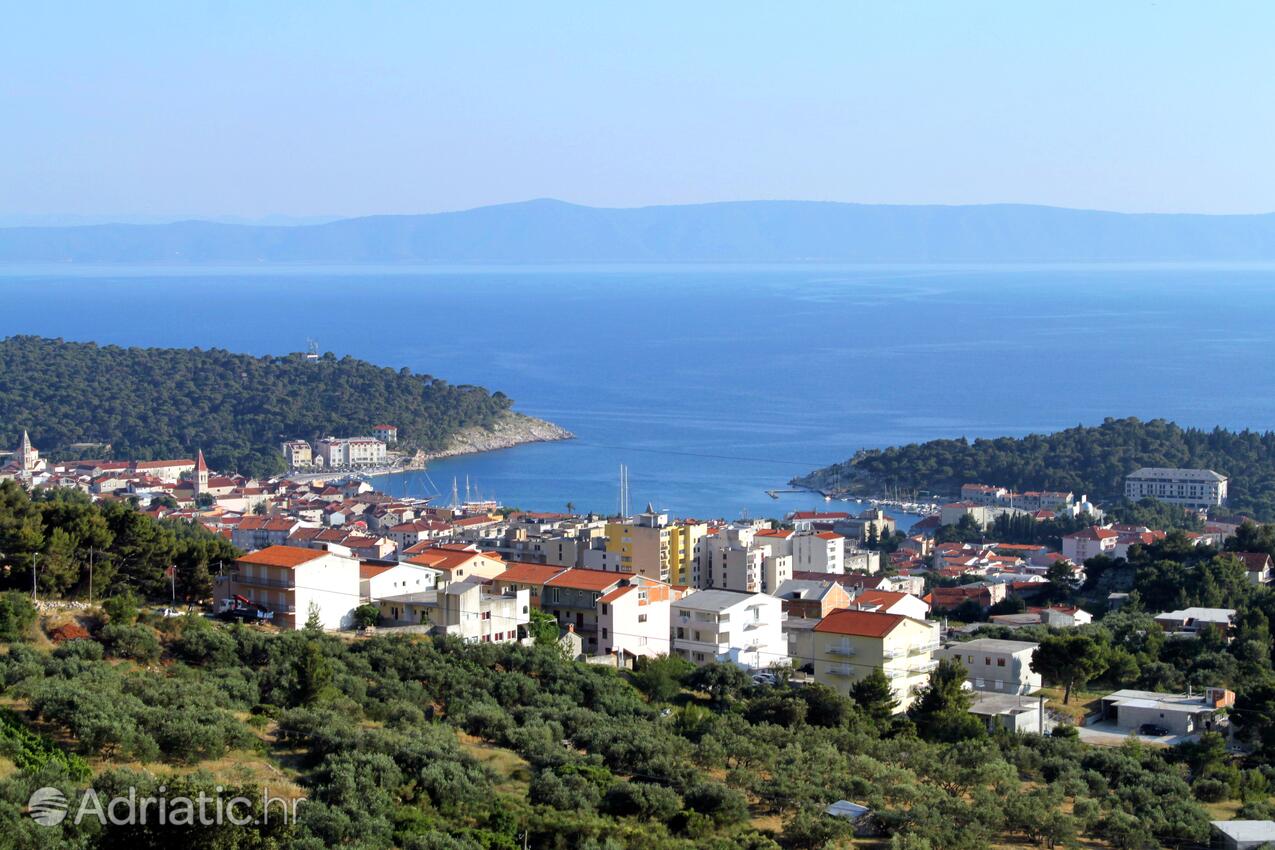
[601,604,608,615]
[996,658,1006,667]
[638,613,647,623]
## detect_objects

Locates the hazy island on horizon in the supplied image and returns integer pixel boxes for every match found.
[5,198,1275,264]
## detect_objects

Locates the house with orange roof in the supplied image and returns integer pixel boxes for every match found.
[540,567,661,654]
[222,545,360,630]
[851,589,930,621]
[1061,526,1119,563]
[804,608,940,711]
[360,560,438,602]
[791,530,847,574]
[404,543,505,586]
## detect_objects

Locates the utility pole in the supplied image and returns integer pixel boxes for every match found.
[88,548,94,606]
[31,552,38,602]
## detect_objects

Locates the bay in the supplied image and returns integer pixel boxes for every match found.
[2,262,1273,523]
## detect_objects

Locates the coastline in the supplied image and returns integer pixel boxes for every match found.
[418,411,574,461]
[284,412,574,483]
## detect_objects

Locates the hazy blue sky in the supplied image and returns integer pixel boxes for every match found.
[3,2,1273,221]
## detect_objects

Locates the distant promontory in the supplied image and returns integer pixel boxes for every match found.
[0,336,568,477]
[4,199,1275,264]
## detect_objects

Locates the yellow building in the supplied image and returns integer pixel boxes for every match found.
[800,609,940,712]
[606,505,704,585]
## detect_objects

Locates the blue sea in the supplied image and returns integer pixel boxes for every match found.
[2,263,1274,523]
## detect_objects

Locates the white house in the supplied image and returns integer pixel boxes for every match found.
[939,638,1042,695]
[671,589,788,670]
[224,545,361,630]
[792,531,846,574]
[361,561,439,602]
[1061,526,1118,563]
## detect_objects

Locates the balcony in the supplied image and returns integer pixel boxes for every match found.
[227,572,294,590]
[826,643,857,657]
[826,664,856,677]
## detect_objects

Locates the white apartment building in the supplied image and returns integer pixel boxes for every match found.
[938,638,1042,695]
[699,525,792,593]
[315,436,388,468]
[792,531,845,574]
[377,579,530,643]
[597,580,676,660]
[671,589,788,670]
[223,545,361,630]
[1061,526,1118,563]
[360,561,439,602]
[1124,467,1228,508]
[282,441,313,468]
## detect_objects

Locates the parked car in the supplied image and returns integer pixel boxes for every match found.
[1139,723,1170,736]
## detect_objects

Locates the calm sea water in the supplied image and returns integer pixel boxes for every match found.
[2,263,1274,522]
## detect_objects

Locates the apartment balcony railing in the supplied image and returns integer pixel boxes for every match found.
[826,644,857,657]
[827,664,856,677]
[226,573,294,590]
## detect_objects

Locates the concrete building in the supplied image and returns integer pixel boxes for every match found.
[1098,687,1234,736]
[968,692,1047,735]
[1061,526,1119,563]
[315,436,388,468]
[773,579,853,621]
[1153,607,1236,638]
[361,561,438,602]
[851,589,930,621]
[404,543,506,587]
[671,589,788,670]
[597,579,677,661]
[232,516,305,551]
[699,524,792,594]
[604,505,704,584]
[1124,467,1228,508]
[223,545,361,630]
[939,638,1041,694]
[282,441,313,468]
[805,609,940,712]
[1210,821,1275,850]
[792,531,846,573]
[377,579,530,644]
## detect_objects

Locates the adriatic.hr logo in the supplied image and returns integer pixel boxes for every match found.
[28,787,70,826]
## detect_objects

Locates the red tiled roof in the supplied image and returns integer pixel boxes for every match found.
[494,562,569,585]
[814,609,905,638]
[360,564,393,579]
[238,545,326,569]
[543,568,624,592]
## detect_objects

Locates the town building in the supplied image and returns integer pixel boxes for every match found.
[1061,526,1118,563]
[282,441,313,468]
[604,505,703,584]
[698,524,793,593]
[671,589,788,670]
[1098,687,1234,736]
[851,589,930,621]
[1153,607,1236,638]
[939,638,1041,694]
[805,609,940,712]
[792,531,846,573]
[404,543,505,587]
[222,545,361,630]
[1210,820,1275,850]
[315,436,388,468]
[968,692,1047,735]
[377,578,529,644]
[372,424,398,444]
[1124,467,1228,508]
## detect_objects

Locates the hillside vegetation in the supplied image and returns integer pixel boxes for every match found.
[0,336,514,476]
[795,417,1275,519]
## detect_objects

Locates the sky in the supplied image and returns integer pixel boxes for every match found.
[2,2,1274,223]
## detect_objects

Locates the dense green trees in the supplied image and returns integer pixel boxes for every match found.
[797,416,1275,519]
[0,335,515,476]
[0,614,1243,850]
[0,482,237,602]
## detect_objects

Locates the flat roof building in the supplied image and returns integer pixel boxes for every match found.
[1124,467,1227,508]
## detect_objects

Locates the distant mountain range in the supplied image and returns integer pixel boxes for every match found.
[4,198,1275,263]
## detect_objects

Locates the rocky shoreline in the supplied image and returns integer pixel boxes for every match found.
[421,411,574,461]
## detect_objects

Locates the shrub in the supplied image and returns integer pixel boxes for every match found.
[601,781,683,820]
[352,604,381,629]
[99,623,161,662]
[0,592,36,641]
[101,590,140,625]
[1192,777,1230,802]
